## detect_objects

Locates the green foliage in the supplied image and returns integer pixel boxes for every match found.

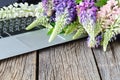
[65,21,79,35]
[50,22,55,27]
[47,28,54,35]
[65,20,87,39]
[76,0,82,4]
[60,27,68,34]
[49,13,66,42]
[26,16,52,30]
[73,27,86,39]
[49,21,62,42]
[95,0,107,7]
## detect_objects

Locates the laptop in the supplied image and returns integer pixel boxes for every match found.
[0,0,85,60]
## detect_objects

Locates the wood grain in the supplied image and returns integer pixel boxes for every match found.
[39,40,101,80]
[92,41,120,80]
[0,52,36,80]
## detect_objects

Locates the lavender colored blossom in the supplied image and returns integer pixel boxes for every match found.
[95,35,102,47]
[55,0,77,24]
[87,35,102,47]
[77,0,97,26]
[49,0,77,42]
[42,0,77,23]
[53,0,63,8]
[77,0,98,47]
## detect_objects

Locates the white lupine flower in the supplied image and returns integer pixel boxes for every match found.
[8,5,13,9]
[24,3,29,6]
[0,2,48,22]
[13,3,19,7]
[3,7,8,10]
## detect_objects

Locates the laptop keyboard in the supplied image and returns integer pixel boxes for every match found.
[0,17,42,39]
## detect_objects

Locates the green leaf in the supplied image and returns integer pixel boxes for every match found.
[60,26,68,34]
[49,22,62,42]
[49,14,65,42]
[50,22,55,27]
[95,0,107,7]
[47,28,54,35]
[65,21,79,35]
[76,0,82,4]
[26,19,41,30]
[73,27,86,39]
[26,16,52,30]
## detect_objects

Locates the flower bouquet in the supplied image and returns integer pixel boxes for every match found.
[0,0,120,51]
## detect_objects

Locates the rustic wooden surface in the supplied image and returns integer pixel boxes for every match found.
[0,39,120,80]
[0,52,36,80]
[93,40,120,80]
[39,40,101,80]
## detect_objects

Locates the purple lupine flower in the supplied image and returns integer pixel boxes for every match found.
[53,0,63,8]
[55,0,77,24]
[95,35,102,47]
[49,0,77,42]
[77,0,97,26]
[77,0,98,47]
[87,35,102,47]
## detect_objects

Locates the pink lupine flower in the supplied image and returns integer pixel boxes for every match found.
[97,0,120,29]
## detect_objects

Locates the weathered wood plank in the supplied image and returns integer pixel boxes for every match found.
[39,40,101,80]
[92,40,120,80]
[0,52,36,80]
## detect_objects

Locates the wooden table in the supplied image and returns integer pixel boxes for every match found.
[0,39,120,80]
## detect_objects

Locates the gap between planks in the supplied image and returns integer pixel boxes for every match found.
[92,39,120,80]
